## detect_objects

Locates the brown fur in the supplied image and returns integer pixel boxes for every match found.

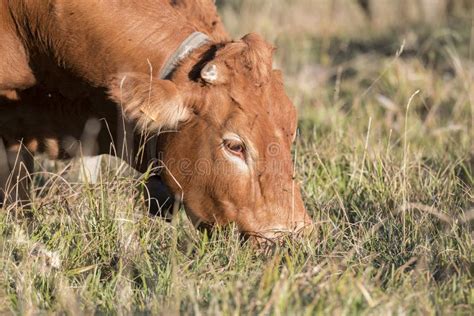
[0,0,311,238]
[0,1,36,90]
[170,0,230,42]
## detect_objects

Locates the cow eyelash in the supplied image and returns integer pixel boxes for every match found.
[223,138,246,158]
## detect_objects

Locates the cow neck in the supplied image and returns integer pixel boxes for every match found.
[147,31,211,169]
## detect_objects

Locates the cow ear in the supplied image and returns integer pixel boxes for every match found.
[109,73,191,131]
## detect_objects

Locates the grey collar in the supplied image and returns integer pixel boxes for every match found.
[159,31,210,79]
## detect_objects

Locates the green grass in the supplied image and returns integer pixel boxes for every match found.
[1,1,473,314]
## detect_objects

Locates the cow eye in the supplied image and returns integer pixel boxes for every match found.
[224,138,245,158]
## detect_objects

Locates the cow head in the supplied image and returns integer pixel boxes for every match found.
[111,33,312,240]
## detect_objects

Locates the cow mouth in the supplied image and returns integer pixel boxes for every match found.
[240,221,314,245]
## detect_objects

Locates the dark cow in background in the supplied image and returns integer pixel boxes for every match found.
[0,0,312,240]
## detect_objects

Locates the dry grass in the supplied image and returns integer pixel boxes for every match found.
[1,0,473,314]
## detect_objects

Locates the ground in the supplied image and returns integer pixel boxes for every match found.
[0,0,472,314]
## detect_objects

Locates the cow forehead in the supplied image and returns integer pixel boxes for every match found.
[224,73,296,138]
[201,82,295,150]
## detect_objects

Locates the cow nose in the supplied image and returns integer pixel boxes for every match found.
[253,220,314,244]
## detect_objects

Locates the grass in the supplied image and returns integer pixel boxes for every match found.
[1,0,473,314]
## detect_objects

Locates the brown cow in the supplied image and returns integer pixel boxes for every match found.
[0,0,312,240]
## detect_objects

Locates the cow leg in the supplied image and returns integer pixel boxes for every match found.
[0,139,34,207]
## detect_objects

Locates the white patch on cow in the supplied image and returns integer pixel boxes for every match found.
[79,156,102,183]
[222,150,248,172]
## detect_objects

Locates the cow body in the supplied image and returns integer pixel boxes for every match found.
[1,0,225,213]
[0,0,312,240]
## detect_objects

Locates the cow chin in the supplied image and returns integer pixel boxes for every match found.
[181,203,217,231]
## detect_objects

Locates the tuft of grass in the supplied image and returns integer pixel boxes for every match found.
[1,0,473,314]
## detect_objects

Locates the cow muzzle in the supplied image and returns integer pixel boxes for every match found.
[247,220,314,246]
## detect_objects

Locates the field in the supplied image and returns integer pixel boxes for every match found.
[1,0,473,314]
